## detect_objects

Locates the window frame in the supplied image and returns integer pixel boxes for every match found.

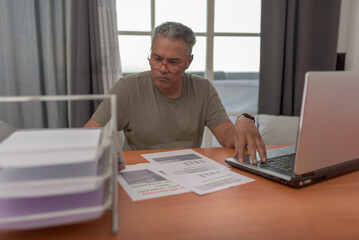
[116,0,260,83]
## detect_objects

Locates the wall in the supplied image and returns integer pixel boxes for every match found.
[338,0,359,71]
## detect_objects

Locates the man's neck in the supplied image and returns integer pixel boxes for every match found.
[158,77,184,99]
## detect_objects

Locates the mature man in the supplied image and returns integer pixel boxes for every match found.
[84,22,267,164]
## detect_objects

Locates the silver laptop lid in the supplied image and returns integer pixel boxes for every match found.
[294,71,359,175]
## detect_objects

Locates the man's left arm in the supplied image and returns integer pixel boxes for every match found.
[211,117,267,164]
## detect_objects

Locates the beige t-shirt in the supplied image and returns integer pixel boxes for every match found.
[93,71,229,150]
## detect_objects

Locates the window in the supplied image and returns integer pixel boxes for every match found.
[116,0,261,114]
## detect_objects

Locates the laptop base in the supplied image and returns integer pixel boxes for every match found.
[225,157,359,188]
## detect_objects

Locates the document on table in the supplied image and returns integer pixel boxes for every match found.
[141,149,254,195]
[118,163,189,201]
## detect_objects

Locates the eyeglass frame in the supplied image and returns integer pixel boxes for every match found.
[147,50,190,73]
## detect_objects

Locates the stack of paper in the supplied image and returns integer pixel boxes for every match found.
[0,128,110,230]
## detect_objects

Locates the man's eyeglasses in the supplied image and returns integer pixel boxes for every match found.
[148,52,185,73]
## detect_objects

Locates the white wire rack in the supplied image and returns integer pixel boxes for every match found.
[0,95,118,234]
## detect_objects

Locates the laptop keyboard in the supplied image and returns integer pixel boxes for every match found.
[260,153,295,172]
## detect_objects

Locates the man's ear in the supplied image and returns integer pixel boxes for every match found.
[186,55,194,69]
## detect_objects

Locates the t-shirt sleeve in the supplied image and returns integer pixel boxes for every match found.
[92,79,130,130]
[205,81,230,130]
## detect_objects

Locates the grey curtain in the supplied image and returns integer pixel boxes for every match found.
[0,0,70,128]
[258,0,341,116]
[0,0,121,129]
[70,0,97,128]
[70,0,121,128]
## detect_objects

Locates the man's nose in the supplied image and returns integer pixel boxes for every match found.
[159,62,168,72]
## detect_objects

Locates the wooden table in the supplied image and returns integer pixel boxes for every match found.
[1,146,359,240]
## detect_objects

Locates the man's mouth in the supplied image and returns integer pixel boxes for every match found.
[156,76,170,81]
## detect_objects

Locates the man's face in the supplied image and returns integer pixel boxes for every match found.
[149,35,193,94]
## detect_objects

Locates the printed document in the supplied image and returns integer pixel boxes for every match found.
[118,163,189,201]
[141,149,254,195]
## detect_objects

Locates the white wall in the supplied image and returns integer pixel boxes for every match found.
[338,0,359,71]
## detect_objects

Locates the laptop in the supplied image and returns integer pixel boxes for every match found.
[225,71,359,188]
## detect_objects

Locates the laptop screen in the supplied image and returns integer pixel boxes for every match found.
[294,71,359,174]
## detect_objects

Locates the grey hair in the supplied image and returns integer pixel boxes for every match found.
[152,22,197,56]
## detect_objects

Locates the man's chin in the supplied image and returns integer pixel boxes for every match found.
[156,83,171,91]
[154,79,171,88]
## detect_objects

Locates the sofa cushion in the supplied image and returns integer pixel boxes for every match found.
[256,114,299,145]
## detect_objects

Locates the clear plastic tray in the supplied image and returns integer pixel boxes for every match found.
[0,182,110,230]
[0,95,118,233]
